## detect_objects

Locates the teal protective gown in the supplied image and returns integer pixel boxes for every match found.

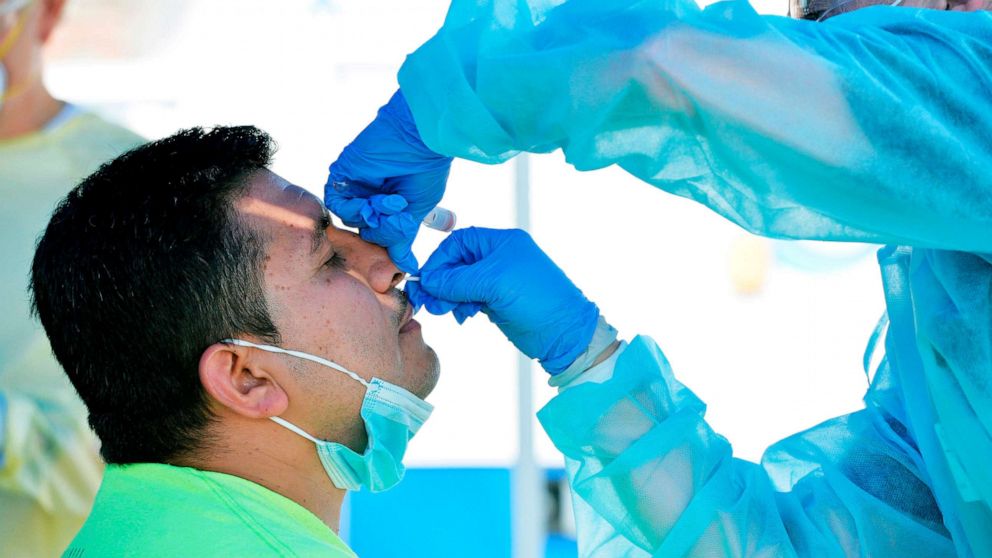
[398,1,992,556]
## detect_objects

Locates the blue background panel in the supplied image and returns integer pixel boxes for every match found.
[346,468,577,557]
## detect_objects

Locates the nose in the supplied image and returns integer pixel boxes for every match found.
[370,254,406,293]
[344,233,406,293]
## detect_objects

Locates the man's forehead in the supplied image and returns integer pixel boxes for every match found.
[238,170,327,232]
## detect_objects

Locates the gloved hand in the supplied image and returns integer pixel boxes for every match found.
[326,89,453,273]
[407,227,600,374]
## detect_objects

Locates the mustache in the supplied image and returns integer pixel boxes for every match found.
[390,289,410,329]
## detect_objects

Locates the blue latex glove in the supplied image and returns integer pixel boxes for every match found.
[407,227,600,374]
[326,90,453,273]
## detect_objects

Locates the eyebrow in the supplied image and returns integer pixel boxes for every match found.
[310,204,332,257]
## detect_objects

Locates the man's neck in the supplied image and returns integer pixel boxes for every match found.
[183,420,348,533]
[0,80,63,140]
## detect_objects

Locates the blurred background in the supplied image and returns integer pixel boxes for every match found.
[45,0,884,556]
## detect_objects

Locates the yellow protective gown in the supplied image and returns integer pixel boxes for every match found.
[0,107,143,557]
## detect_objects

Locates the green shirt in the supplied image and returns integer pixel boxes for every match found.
[64,463,356,557]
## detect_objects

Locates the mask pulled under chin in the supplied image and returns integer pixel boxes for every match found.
[221,339,433,493]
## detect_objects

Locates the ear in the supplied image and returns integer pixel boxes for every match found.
[37,0,67,44]
[199,342,289,419]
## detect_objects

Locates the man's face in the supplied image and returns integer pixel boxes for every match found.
[237,170,439,438]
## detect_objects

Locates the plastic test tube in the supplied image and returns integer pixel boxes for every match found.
[422,207,457,232]
[407,207,456,283]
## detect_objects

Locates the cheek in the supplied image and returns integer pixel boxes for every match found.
[277,278,399,373]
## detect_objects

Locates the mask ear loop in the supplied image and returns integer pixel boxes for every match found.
[221,338,370,387]
[269,416,321,443]
[220,338,373,443]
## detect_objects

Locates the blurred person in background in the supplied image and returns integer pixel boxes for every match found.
[0,0,142,555]
[327,0,991,555]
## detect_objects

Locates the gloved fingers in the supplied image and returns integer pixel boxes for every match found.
[325,196,370,228]
[406,281,461,315]
[424,301,482,324]
[404,280,430,311]
[417,262,502,305]
[382,169,451,219]
[387,241,419,275]
[325,194,416,230]
[357,217,415,247]
[325,89,453,236]
[414,227,530,303]
[325,171,387,199]
[369,194,408,216]
[452,302,483,324]
[418,227,507,274]
[354,211,420,273]
[329,168,449,222]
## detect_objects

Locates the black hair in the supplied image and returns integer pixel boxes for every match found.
[30,126,280,464]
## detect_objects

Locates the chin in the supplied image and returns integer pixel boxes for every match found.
[408,345,440,400]
[400,334,441,399]
[420,346,441,398]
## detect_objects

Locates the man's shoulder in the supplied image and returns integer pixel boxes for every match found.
[65,463,355,558]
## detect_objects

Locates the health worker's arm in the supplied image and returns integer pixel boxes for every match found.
[411,227,953,556]
[542,334,955,557]
[399,0,992,252]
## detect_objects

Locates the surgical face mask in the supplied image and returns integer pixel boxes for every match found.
[221,339,433,493]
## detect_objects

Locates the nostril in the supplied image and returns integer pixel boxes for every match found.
[389,271,405,290]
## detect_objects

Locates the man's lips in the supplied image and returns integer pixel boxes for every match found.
[399,318,421,334]
[399,304,418,334]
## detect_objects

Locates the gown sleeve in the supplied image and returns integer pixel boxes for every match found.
[399,0,992,251]
[538,336,956,556]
